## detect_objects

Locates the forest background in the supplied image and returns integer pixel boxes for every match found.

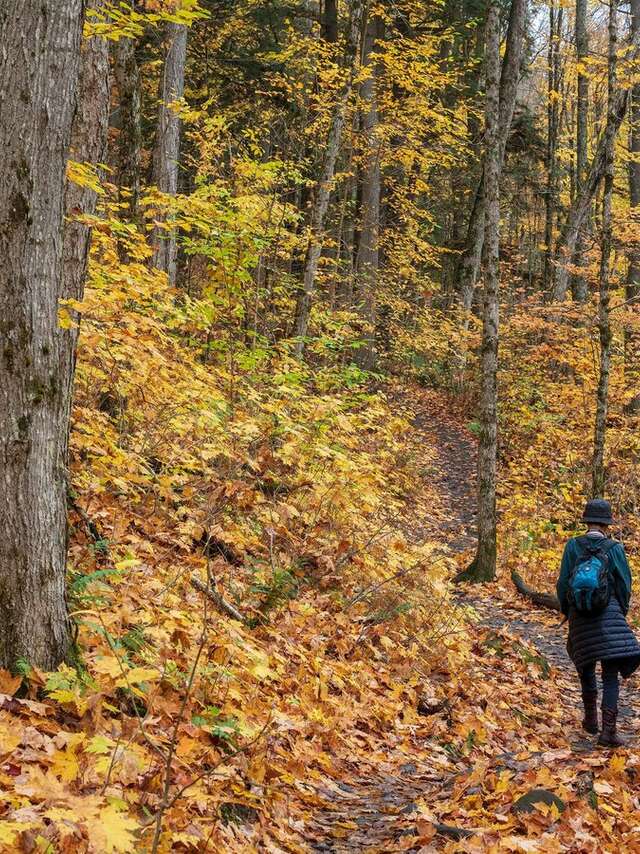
[2,0,640,850]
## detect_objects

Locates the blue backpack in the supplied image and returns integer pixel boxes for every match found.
[568,536,616,615]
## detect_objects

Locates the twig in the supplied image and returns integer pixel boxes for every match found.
[150,586,210,853]
[68,493,105,546]
[344,555,448,610]
[190,575,246,624]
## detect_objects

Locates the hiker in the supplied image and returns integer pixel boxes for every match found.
[556,499,640,747]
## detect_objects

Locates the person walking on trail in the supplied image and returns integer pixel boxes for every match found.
[556,499,640,747]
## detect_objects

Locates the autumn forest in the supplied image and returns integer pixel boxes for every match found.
[3,0,640,850]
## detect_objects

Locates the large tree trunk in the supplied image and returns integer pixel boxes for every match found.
[292,0,365,356]
[112,4,143,222]
[150,22,188,287]
[571,0,589,302]
[592,0,618,498]
[457,0,501,583]
[0,0,84,671]
[458,0,527,312]
[354,15,382,371]
[62,0,111,455]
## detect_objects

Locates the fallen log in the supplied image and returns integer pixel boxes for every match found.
[511,570,561,612]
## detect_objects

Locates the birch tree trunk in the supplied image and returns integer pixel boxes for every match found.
[572,0,589,301]
[150,22,188,286]
[457,0,501,583]
[551,91,628,301]
[112,3,142,222]
[592,0,617,498]
[458,0,527,312]
[62,0,111,457]
[354,15,382,371]
[292,0,365,357]
[552,19,640,301]
[0,0,84,670]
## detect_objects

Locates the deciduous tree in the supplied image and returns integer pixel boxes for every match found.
[0,0,85,670]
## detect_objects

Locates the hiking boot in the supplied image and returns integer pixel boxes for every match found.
[598,707,624,747]
[581,691,599,734]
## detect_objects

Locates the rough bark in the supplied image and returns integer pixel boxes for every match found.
[354,15,382,370]
[592,0,617,498]
[458,0,527,312]
[571,0,589,302]
[552,19,640,301]
[625,0,640,413]
[322,0,338,43]
[0,0,84,670]
[112,8,143,221]
[629,0,640,292]
[62,0,111,459]
[292,0,365,356]
[151,22,188,286]
[457,0,500,583]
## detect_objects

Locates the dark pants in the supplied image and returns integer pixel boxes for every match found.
[579,660,621,708]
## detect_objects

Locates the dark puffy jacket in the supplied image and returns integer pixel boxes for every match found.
[567,595,640,674]
[557,535,640,675]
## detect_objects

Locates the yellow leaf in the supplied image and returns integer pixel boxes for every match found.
[93,656,123,679]
[609,753,626,775]
[51,748,80,783]
[0,721,22,755]
[58,307,79,330]
[0,669,22,696]
[0,822,33,846]
[117,667,160,686]
[114,558,141,570]
[90,803,138,853]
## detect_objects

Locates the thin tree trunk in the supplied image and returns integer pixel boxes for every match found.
[0,0,84,670]
[543,3,562,290]
[571,0,589,301]
[322,0,338,43]
[552,21,640,300]
[629,0,640,293]
[624,0,640,413]
[592,0,618,498]
[458,0,501,583]
[61,0,111,463]
[354,15,382,370]
[112,16,142,223]
[151,22,188,286]
[458,0,527,312]
[292,0,365,356]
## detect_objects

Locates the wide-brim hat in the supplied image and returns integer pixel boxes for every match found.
[582,498,614,525]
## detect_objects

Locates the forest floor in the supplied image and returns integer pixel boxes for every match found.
[304,387,640,853]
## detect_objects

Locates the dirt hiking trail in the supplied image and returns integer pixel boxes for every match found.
[306,388,640,853]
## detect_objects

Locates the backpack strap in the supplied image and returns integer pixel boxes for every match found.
[576,535,616,553]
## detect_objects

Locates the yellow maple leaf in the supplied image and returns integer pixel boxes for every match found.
[93,656,123,679]
[89,803,139,853]
[609,753,626,775]
[51,748,80,783]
